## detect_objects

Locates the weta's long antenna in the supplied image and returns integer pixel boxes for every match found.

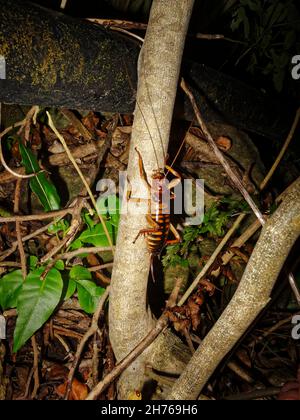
[141,52,166,165]
[123,57,161,170]
[165,120,193,178]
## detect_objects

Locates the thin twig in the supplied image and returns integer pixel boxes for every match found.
[14,179,27,279]
[65,287,110,399]
[30,335,40,399]
[40,198,85,264]
[288,273,300,307]
[249,313,299,347]
[0,219,65,262]
[195,33,246,44]
[211,219,261,277]
[109,27,144,43]
[181,78,265,226]
[92,333,99,387]
[47,112,115,256]
[88,262,114,272]
[58,247,113,261]
[0,262,22,268]
[260,108,300,191]
[224,387,281,400]
[86,18,148,30]
[0,207,73,223]
[22,369,34,400]
[178,213,246,306]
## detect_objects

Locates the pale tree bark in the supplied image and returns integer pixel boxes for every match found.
[108,0,195,398]
[168,178,300,399]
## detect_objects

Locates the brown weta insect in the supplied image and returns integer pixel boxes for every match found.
[131,147,183,281]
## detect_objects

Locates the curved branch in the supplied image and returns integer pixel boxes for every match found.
[168,178,300,400]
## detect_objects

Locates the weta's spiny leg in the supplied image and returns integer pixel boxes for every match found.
[133,215,160,244]
[133,227,159,244]
[165,223,181,245]
[165,165,181,190]
[165,165,181,179]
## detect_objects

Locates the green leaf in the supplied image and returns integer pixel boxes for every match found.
[76,280,104,314]
[0,270,23,310]
[69,265,92,281]
[79,222,118,247]
[47,219,69,235]
[19,142,61,212]
[64,279,77,300]
[68,238,83,251]
[54,260,65,271]
[97,195,120,227]
[69,266,104,313]
[82,212,95,229]
[13,267,63,352]
[69,195,120,250]
[28,256,38,270]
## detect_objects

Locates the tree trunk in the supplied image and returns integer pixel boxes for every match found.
[108,0,195,399]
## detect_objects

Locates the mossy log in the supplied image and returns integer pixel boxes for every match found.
[0,0,139,112]
[0,0,294,141]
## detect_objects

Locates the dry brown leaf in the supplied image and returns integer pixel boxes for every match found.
[56,378,88,400]
[216,135,232,151]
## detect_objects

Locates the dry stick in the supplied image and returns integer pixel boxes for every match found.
[13,179,27,280]
[0,262,22,267]
[40,198,85,264]
[211,219,261,278]
[30,335,40,399]
[178,213,245,306]
[58,247,113,261]
[92,333,99,387]
[86,18,240,44]
[224,387,281,401]
[258,110,300,304]
[180,78,265,227]
[46,112,115,257]
[249,313,298,348]
[87,18,148,30]
[65,287,110,400]
[288,273,300,307]
[0,207,73,223]
[260,108,300,191]
[22,369,34,400]
[88,262,114,272]
[0,218,65,262]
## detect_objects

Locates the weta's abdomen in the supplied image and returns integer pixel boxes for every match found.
[147,201,170,256]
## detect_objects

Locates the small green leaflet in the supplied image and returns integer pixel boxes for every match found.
[69,266,105,314]
[0,270,23,310]
[19,141,61,212]
[78,223,117,247]
[72,195,120,249]
[13,267,63,353]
